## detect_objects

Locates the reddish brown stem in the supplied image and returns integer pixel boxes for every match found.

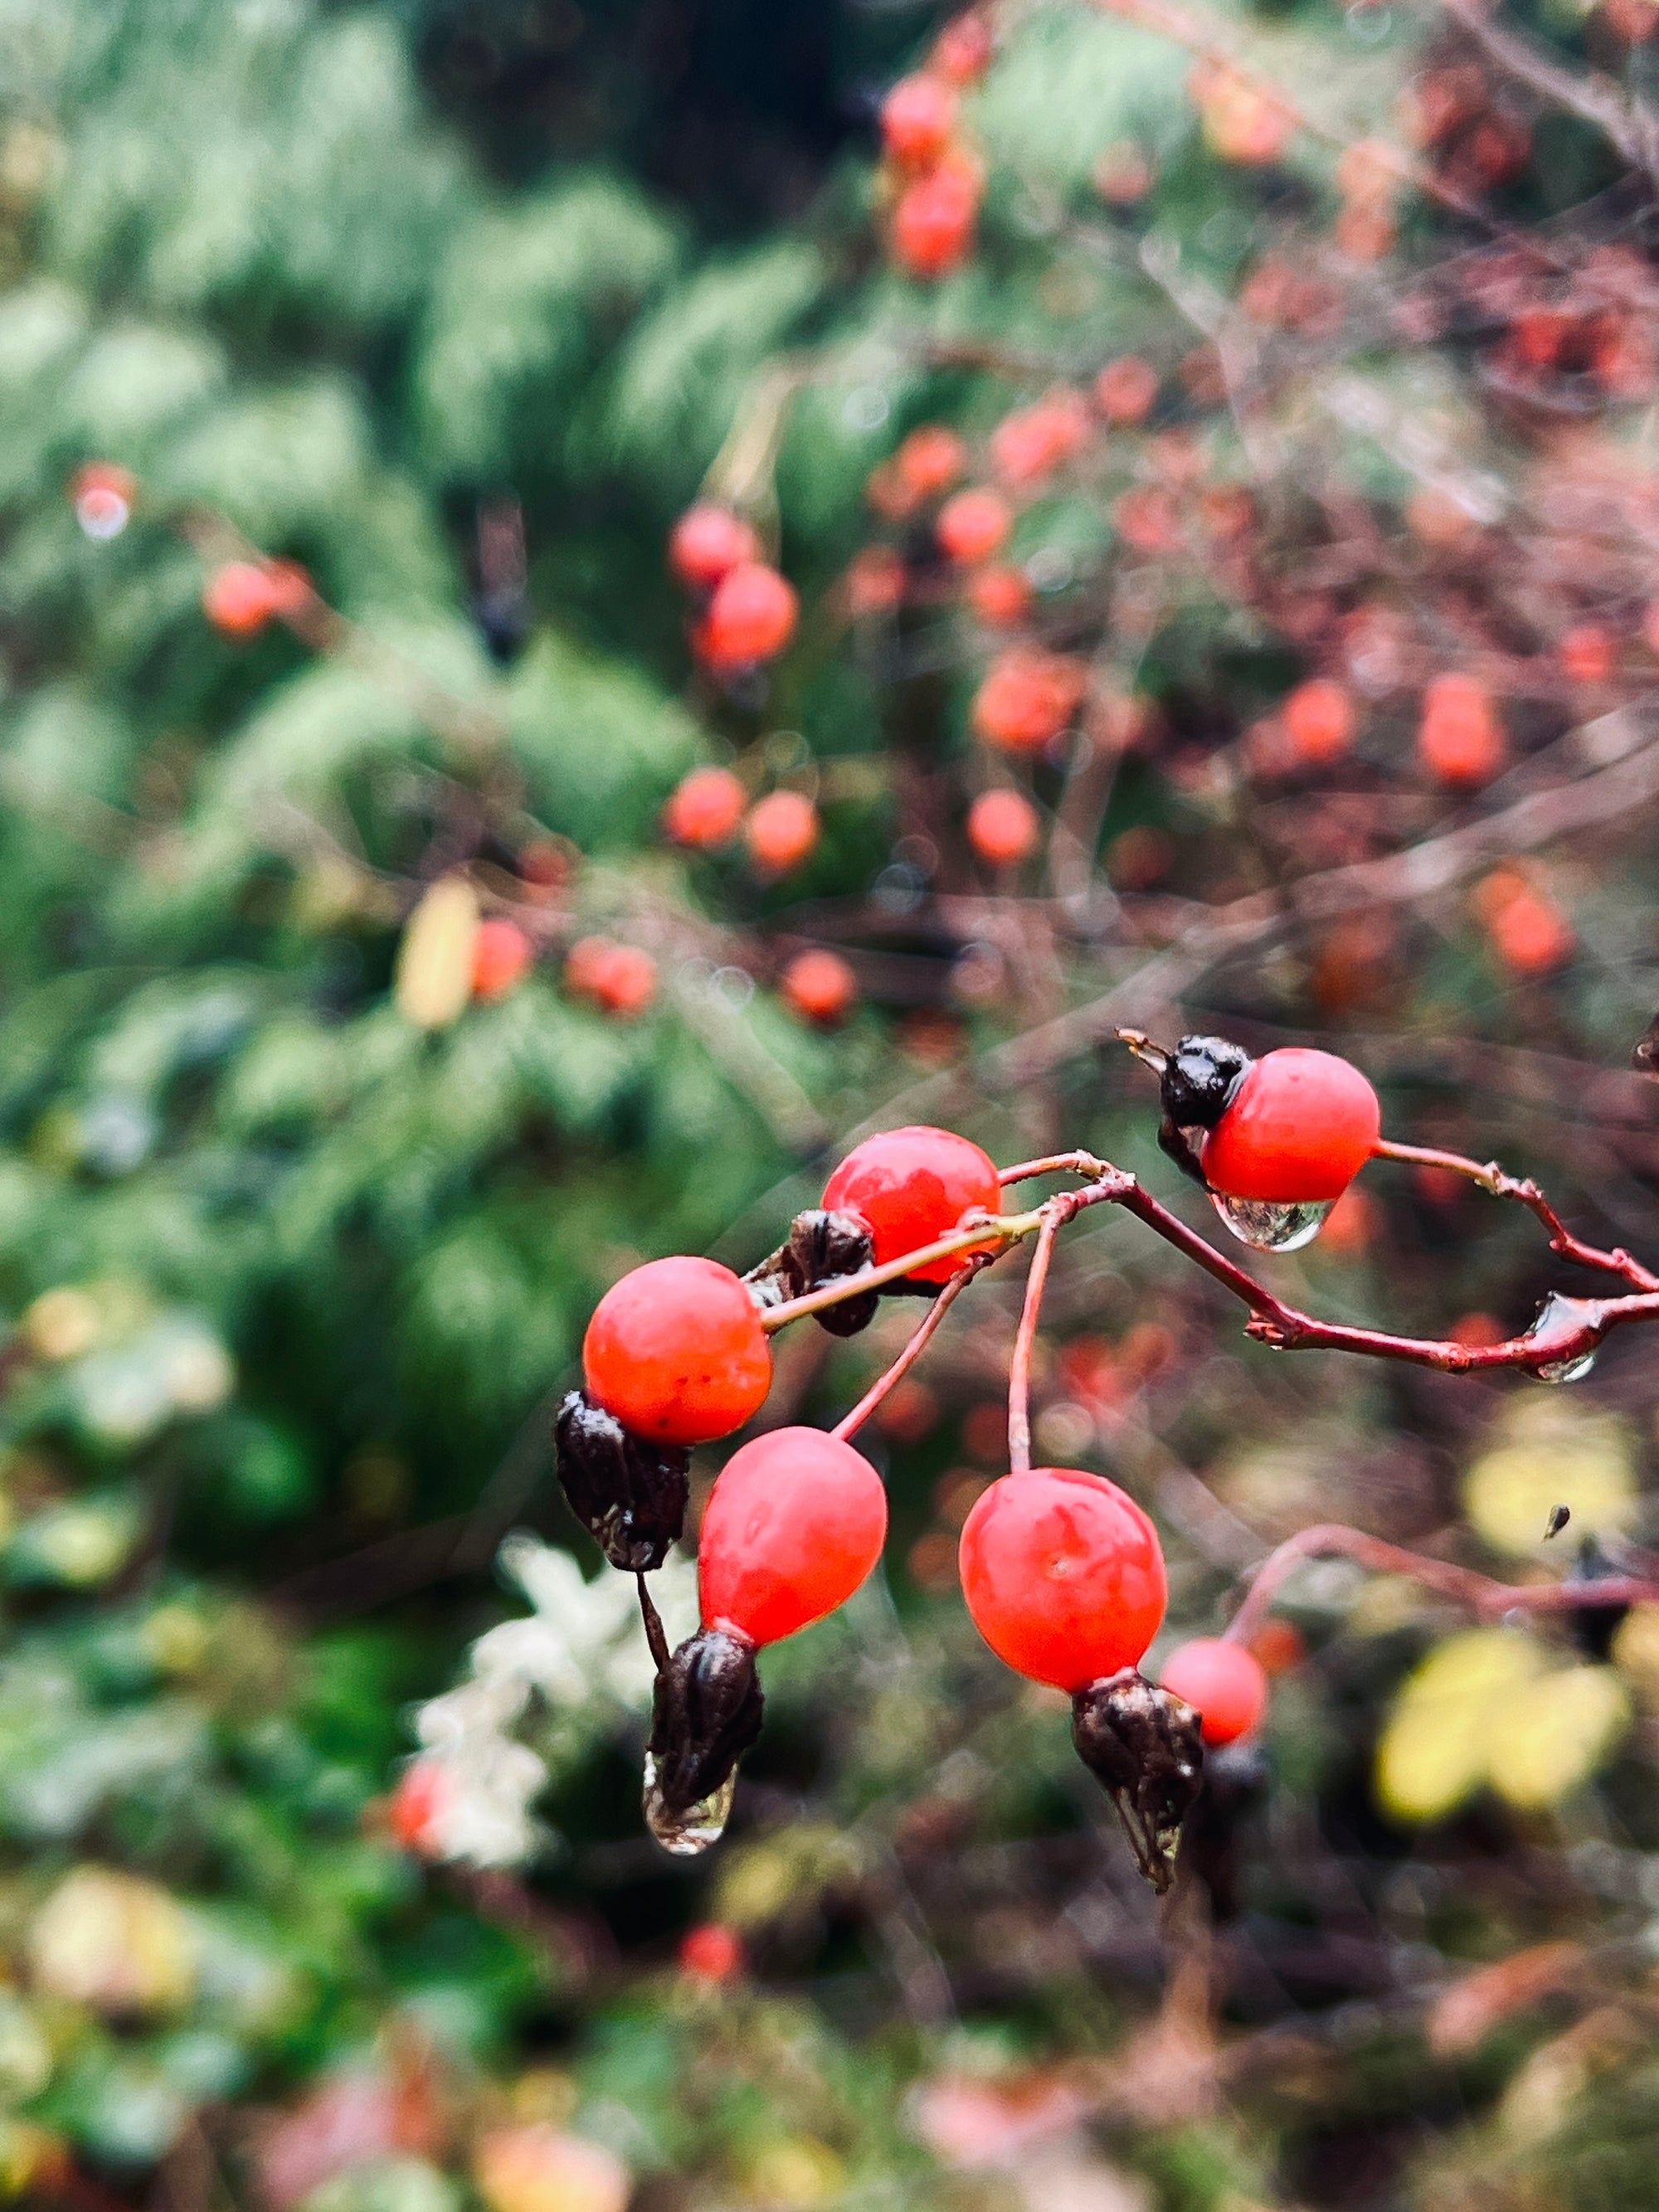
[998,1151,1107,1186]
[832,1258,991,1442]
[1371,1138,1659,1291]
[1007,1200,1077,1474]
[1224,1521,1659,1648]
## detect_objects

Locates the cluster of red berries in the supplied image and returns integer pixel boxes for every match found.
[878,13,992,281]
[553,1066,1346,1867]
[667,504,797,676]
[660,764,821,878]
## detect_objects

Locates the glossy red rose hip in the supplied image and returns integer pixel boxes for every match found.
[821,1125,1001,1284]
[1158,1637,1268,1746]
[959,1467,1167,1691]
[583,1256,771,1446]
[1201,1048,1380,1203]
[698,1427,888,1647]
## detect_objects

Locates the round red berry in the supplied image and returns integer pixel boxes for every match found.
[1200,1048,1381,1203]
[966,789,1039,868]
[781,948,858,1026]
[202,561,280,638]
[1417,673,1506,785]
[881,74,958,170]
[958,1468,1166,1691]
[845,547,907,618]
[669,503,758,593]
[699,562,798,669]
[966,562,1031,628]
[896,425,967,501]
[664,766,747,850]
[1559,623,1613,685]
[471,918,533,1000]
[821,1125,1000,1285]
[932,12,994,82]
[746,790,820,876]
[937,487,1012,566]
[892,159,980,278]
[1159,1636,1268,1746]
[387,1761,450,1855]
[679,1923,745,1981]
[989,393,1090,488]
[1282,678,1356,766]
[971,648,1086,754]
[698,1427,888,1646]
[565,936,658,1018]
[583,1256,772,1446]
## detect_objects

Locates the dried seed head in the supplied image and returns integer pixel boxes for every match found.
[1071,1668,1207,1891]
[554,1389,690,1571]
[1160,1034,1254,1128]
[646,1626,766,1823]
[744,1208,879,1335]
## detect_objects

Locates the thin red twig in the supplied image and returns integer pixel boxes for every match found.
[831,1257,992,1441]
[1224,1521,1659,1648]
[1007,1204,1071,1475]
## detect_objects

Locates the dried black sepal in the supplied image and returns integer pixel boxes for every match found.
[554,1390,689,1572]
[1566,1534,1632,1662]
[646,1626,765,1823]
[1155,1034,1253,1192]
[743,1208,880,1336]
[1071,1669,1206,1892]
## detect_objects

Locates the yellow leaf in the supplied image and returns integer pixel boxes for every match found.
[1375,1628,1543,1822]
[474,2126,629,2212]
[27,1867,196,2016]
[741,2138,847,2207]
[1486,1665,1630,1809]
[1462,1402,1637,1558]
[395,876,479,1030]
[1613,1603,1659,1710]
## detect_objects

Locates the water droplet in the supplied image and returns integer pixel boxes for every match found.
[1210,1194,1334,1254]
[1524,1291,1603,1383]
[642,1753,736,1856]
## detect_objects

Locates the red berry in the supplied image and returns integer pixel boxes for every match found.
[892,160,980,277]
[471,918,533,1000]
[202,561,280,638]
[932,12,995,84]
[1159,1637,1268,1746]
[821,1125,1000,1285]
[699,562,798,669]
[937,487,1012,566]
[698,1427,888,1646]
[583,1256,772,1446]
[669,503,758,593]
[387,1762,450,1855]
[565,936,659,1018]
[1417,673,1506,785]
[1201,1048,1381,1203]
[971,648,1086,754]
[781,948,858,1026]
[679,1923,745,1981]
[966,789,1039,868]
[881,75,958,171]
[745,790,820,876]
[966,562,1032,628]
[989,393,1091,488]
[71,461,136,541]
[1093,356,1159,425]
[1282,678,1357,765]
[959,1468,1166,1690]
[664,765,747,850]
[1486,884,1574,975]
[895,425,968,501]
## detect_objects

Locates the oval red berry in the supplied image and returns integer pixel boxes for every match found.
[959,1467,1166,1691]
[1200,1048,1380,1203]
[698,1427,888,1647]
[583,1256,771,1446]
[1158,1636,1268,1747]
[821,1125,1000,1285]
